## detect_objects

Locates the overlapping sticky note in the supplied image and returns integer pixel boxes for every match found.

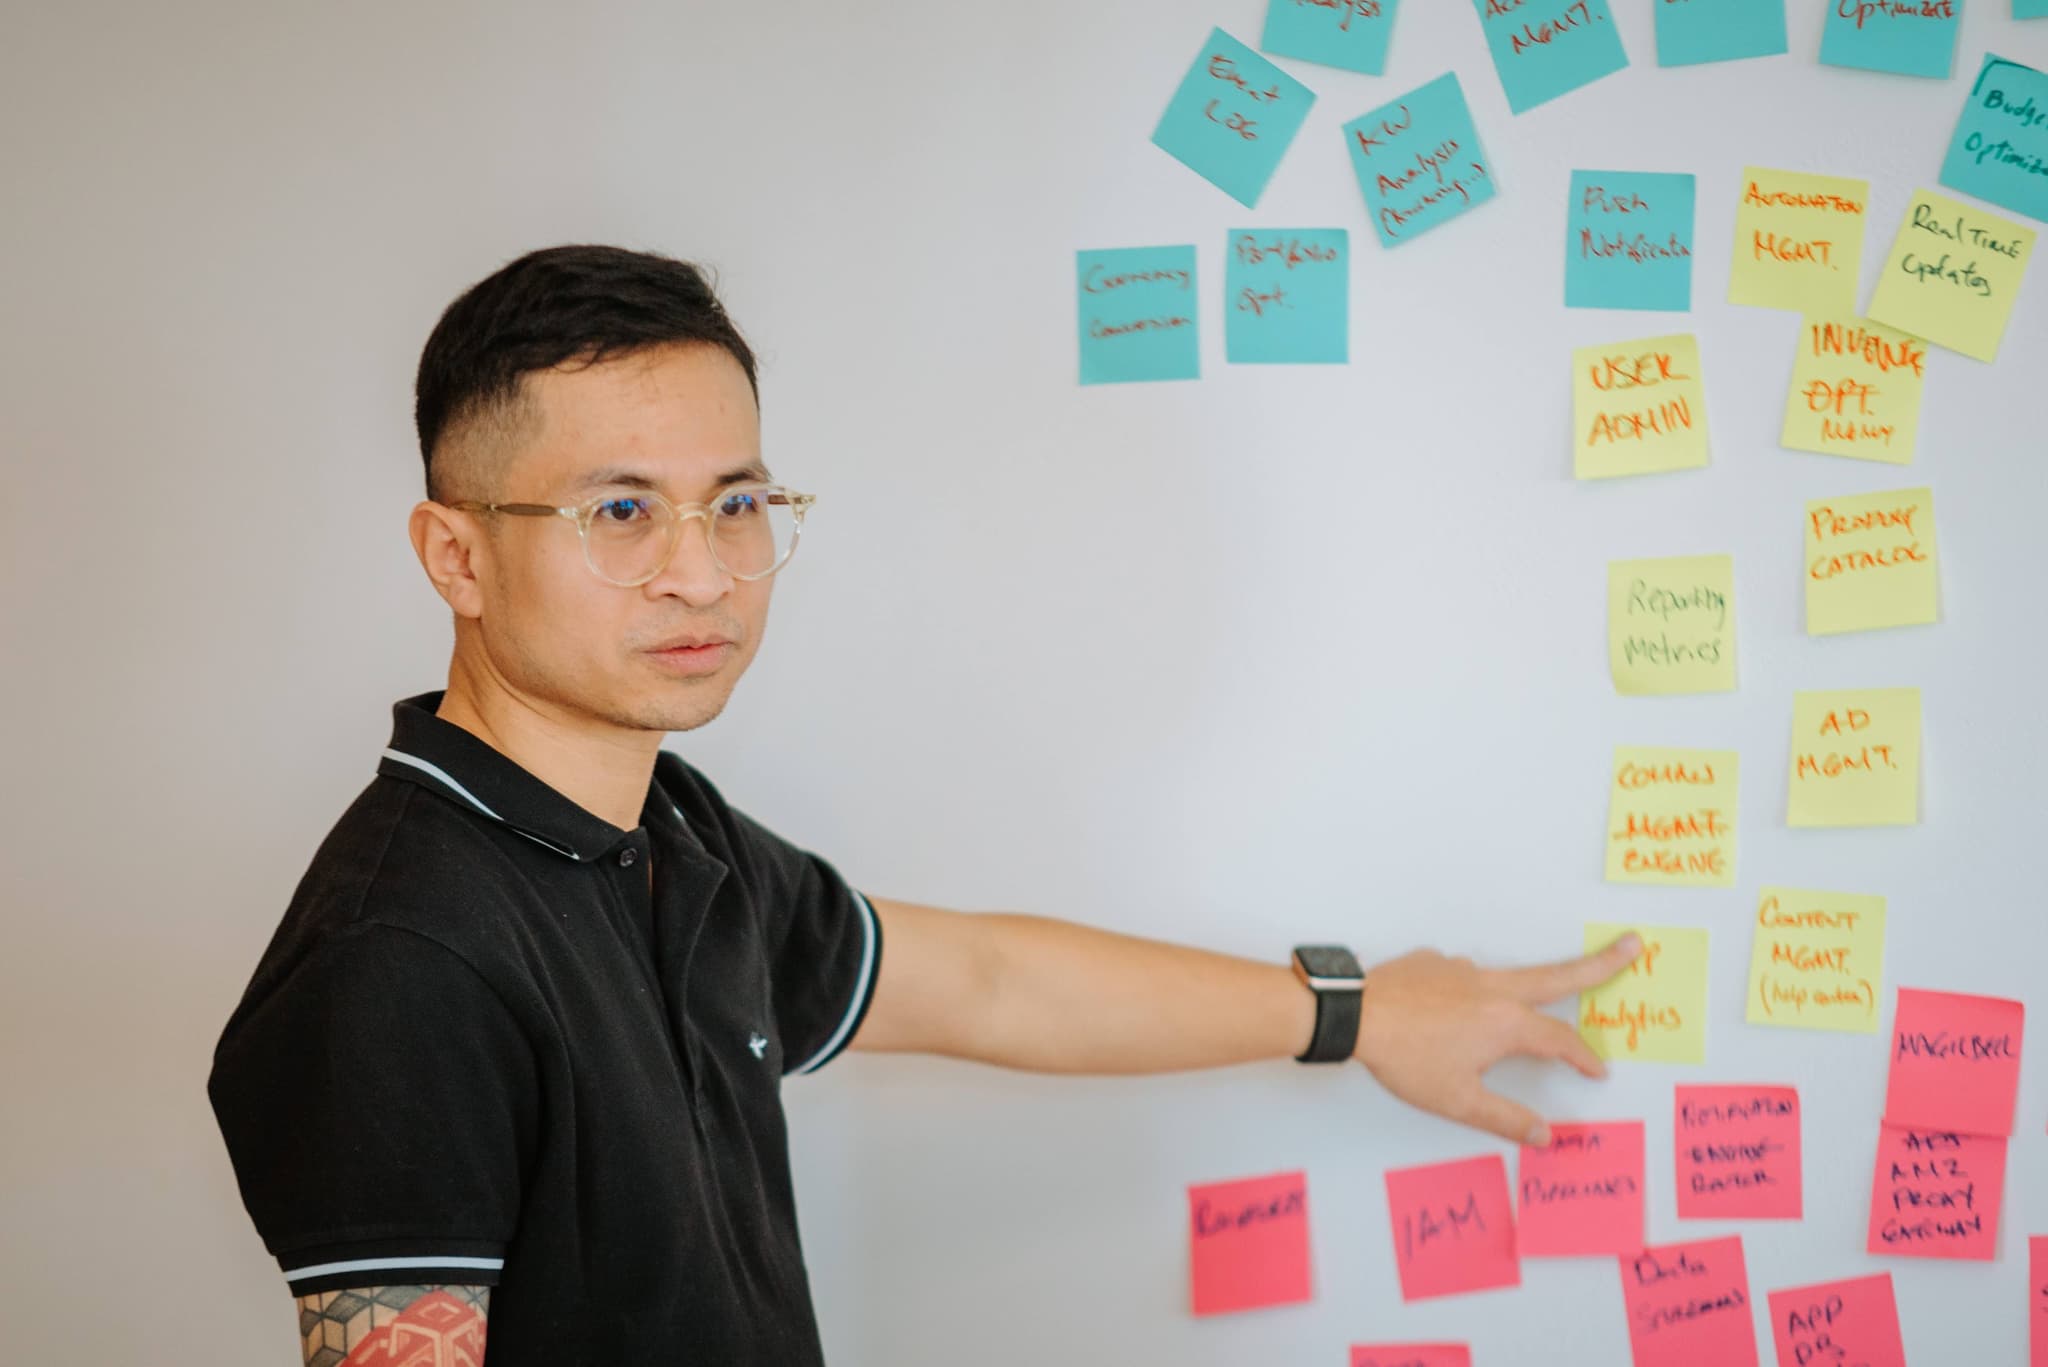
[1225,229,1348,364]
[1805,488,1938,634]
[2024,0,2048,17]
[1151,27,1315,207]
[1868,189,2037,363]
[1942,54,2048,224]
[1675,1086,1802,1220]
[1517,1121,1644,1256]
[1820,0,1960,79]
[1187,1170,1312,1314]
[1729,168,1869,314]
[1566,171,1695,310]
[1768,1274,1907,1367]
[1747,887,1887,1033]
[1787,688,1922,827]
[1469,0,1627,113]
[2032,1237,2048,1366]
[1262,0,1400,75]
[1884,987,2025,1136]
[1344,72,1496,247]
[1383,1154,1519,1301]
[1076,247,1199,385]
[1654,0,1787,65]
[1619,1237,1759,1367]
[1351,1347,1469,1367]
[1605,747,1737,886]
[1573,335,1709,478]
[1608,555,1735,695]
[1581,923,1709,1063]
[1867,1125,2006,1260]
[1782,318,1926,464]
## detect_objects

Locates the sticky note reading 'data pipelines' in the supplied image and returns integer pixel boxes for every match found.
[1150,27,1315,208]
[1805,487,1939,635]
[1608,555,1735,695]
[1868,189,2037,363]
[1581,923,1709,1063]
[1573,335,1709,479]
[1768,1274,1907,1367]
[1383,1154,1518,1301]
[1606,746,1737,886]
[1729,167,1869,314]
[1787,689,1921,827]
[1517,1121,1645,1256]
[1187,1170,1312,1315]
[1747,887,1887,1034]
[1619,1237,1760,1367]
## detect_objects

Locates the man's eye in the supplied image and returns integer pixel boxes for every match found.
[596,498,651,523]
[718,492,760,517]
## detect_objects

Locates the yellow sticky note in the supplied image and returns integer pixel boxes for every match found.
[1780,316,1927,465]
[1728,167,1870,314]
[1580,922,1708,1063]
[1746,886,1887,1034]
[1573,335,1709,480]
[1605,746,1738,887]
[1787,688,1921,827]
[1805,487,1939,635]
[1608,555,1736,695]
[1867,189,2036,363]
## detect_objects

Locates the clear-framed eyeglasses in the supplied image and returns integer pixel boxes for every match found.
[447,481,815,587]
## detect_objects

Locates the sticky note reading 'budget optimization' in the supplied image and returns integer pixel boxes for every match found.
[1942,54,2048,225]
[1805,487,1939,635]
[1746,887,1886,1033]
[1075,247,1199,385]
[1605,746,1737,886]
[1608,555,1735,695]
[1517,1121,1645,1257]
[1768,1274,1907,1367]
[1619,1237,1760,1367]
[1867,1125,2006,1260]
[1470,0,1628,114]
[1261,0,1400,75]
[1566,171,1696,311]
[1884,987,2025,1136]
[1654,0,1787,66]
[1781,317,1926,465]
[1350,1347,1470,1367]
[1581,923,1709,1064]
[1675,1085,1802,1220]
[1821,0,1960,79]
[1787,688,1921,828]
[1573,335,1709,479]
[1344,72,1496,247]
[1868,189,2037,363]
[1383,1154,1519,1301]
[1187,1170,1313,1315]
[1729,167,1869,315]
[1151,28,1315,208]
[1224,229,1349,364]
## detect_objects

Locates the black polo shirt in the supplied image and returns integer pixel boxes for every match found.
[206,688,882,1366]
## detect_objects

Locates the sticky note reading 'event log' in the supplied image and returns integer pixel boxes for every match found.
[1728,167,1869,315]
[1608,555,1735,695]
[1654,0,1787,67]
[1942,54,2048,225]
[1674,1085,1802,1220]
[1344,72,1496,247]
[1884,987,2025,1136]
[1581,923,1709,1064]
[1075,247,1199,385]
[1867,1124,2007,1261]
[1746,887,1887,1034]
[1350,1347,1470,1367]
[1605,746,1737,886]
[1383,1154,1519,1301]
[1224,229,1349,364]
[1262,0,1401,75]
[1187,1170,1313,1315]
[1868,189,2037,363]
[1787,688,1921,828]
[1573,335,1709,479]
[1517,1121,1645,1257]
[1151,28,1315,208]
[1768,1274,1907,1367]
[1805,487,1939,635]
[1619,1237,1759,1367]
[1470,0,1628,114]
[1781,317,1926,465]
[1566,170,1696,311]
[1820,0,1960,80]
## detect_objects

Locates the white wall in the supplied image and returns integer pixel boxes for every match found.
[3,2,2045,1362]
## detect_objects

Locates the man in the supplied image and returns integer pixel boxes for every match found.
[207,244,1639,1367]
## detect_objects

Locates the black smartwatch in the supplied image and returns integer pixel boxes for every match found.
[1291,944,1366,1063]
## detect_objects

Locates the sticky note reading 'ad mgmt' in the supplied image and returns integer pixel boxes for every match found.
[1867,1124,2006,1261]
[1747,887,1886,1034]
[1187,1170,1312,1315]
[1573,335,1709,479]
[1383,1154,1519,1301]
[1781,317,1926,465]
[1605,746,1737,887]
[1729,167,1869,315]
[1884,987,2024,1136]
[1868,189,2037,363]
[1787,688,1921,828]
[1581,923,1709,1064]
[1151,27,1315,208]
[1674,1085,1802,1220]
[1768,1274,1907,1367]
[1608,554,1735,695]
[1619,1237,1759,1367]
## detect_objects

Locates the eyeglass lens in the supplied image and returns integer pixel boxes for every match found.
[584,487,800,584]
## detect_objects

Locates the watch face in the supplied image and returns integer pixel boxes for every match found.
[1295,945,1362,980]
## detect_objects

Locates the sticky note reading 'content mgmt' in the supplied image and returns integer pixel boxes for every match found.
[1187,1170,1313,1315]
[1729,167,1869,315]
[1517,1121,1645,1257]
[1605,746,1737,886]
[1573,335,1708,479]
[1383,1154,1519,1301]
[1746,887,1886,1034]
[1787,688,1921,828]
[1781,317,1926,465]
[1674,1085,1802,1220]
[1619,1236,1759,1367]
[1581,923,1709,1064]
[1607,554,1735,695]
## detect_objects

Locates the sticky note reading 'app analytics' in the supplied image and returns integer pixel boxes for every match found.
[1581,922,1710,1064]
[1573,335,1709,479]
[1608,554,1735,695]
[1787,688,1922,828]
[1884,987,2024,1136]
[1747,887,1887,1034]
[1261,0,1401,75]
[1729,167,1869,315]
[1781,317,1926,465]
[1605,746,1737,887]
[1654,0,1787,67]
[1868,189,2037,363]
[1867,1124,2007,1261]
[1942,54,2048,225]
[1805,487,1939,635]
[1383,1154,1519,1301]
[1768,1274,1907,1367]
[1675,1085,1802,1220]
[1151,28,1315,208]
[1517,1121,1645,1257]
[1224,229,1349,364]
[1565,171,1696,311]
[1076,247,1198,385]
[1344,72,1496,247]
[1619,1237,1759,1367]
[1187,1170,1312,1315]
[1470,0,1628,114]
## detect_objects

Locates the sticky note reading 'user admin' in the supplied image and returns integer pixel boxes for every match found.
[1573,335,1709,479]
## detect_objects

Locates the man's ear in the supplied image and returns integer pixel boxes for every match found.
[410,501,487,621]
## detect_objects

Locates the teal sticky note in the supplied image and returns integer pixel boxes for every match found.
[1818,0,1959,79]
[1260,0,1400,75]
[1940,54,2048,224]
[1344,72,1498,246]
[1076,247,1199,385]
[1471,0,1628,114]
[1224,230,1349,363]
[1654,0,1787,65]
[1566,171,1696,310]
[1151,27,1315,208]
[2022,0,2048,16]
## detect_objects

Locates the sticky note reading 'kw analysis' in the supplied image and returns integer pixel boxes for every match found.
[1470,0,1628,114]
[1076,247,1198,385]
[1787,688,1922,827]
[1608,555,1735,695]
[1573,335,1709,479]
[1868,189,2037,363]
[1261,0,1400,75]
[1747,887,1887,1033]
[1565,171,1695,311]
[1517,1121,1645,1257]
[1821,0,1960,79]
[1187,1170,1312,1315]
[1606,746,1737,886]
[1867,1125,2006,1260]
[1942,54,2048,225]
[1805,487,1939,635]
[1224,229,1348,364]
[1768,1274,1907,1367]
[1781,317,1926,464]
[1344,72,1496,247]
[1675,1085,1802,1220]
[1581,923,1709,1063]
[1729,167,1869,315]
[1383,1154,1519,1301]
[1654,0,1787,66]
[1151,28,1315,208]
[1619,1237,1759,1367]
[1884,987,2025,1136]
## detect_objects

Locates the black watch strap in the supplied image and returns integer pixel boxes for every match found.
[1295,980,1363,1063]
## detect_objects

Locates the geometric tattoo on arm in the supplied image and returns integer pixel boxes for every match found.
[295,1284,490,1367]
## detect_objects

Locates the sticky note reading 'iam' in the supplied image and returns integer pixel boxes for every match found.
[1768,1274,1907,1367]
[1224,229,1349,364]
[1383,1154,1519,1301]
[1781,317,1926,465]
[1605,746,1737,886]
[1608,555,1735,695]
[1151,28,1315,208]
[1654,0,1787,66]
[1805,487,1939,635]
[1942,55,2048,225]
[1674,1085,1802,1220]
[1729,167,1869,315]
[1820,0,1960,80]
[1884,987,2024,1136]
[1517,1121,1644,1257]
[1573,335,1709,479]
[1075,247,1199,386]
[1746,887,1886,1033]
[1787,688,1921,828]
[1261,0,1401,76]
[1470,0,1628,114]
[1867,1124,2006,1260]
[1350,1347,1470,1367]
[1619,1236,1760,1367]
[1343,72,1496,247]
[1868,189,2037,363]
[1187,1170,1312,1315]
[1581,923,1709,1064]
[1565,171,1696,311]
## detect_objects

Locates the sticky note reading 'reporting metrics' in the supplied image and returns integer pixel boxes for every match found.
[1382,1154,1519,1301]
[1606,746,1737,885]
[1573,335,1709,479]
[1729,167,1869,314]
[1884,987,2025,1136]
[1469,0,1628,114]
[1186,1170,1312,1315]
[1150,28,1314,208]
[1607,555,1735,695]
[1343,72,1496,247]
[1787,689,1921,828]
[1868,189,2037,363]
[1581,923,1709,1063]
[1619,1237,1760,1367]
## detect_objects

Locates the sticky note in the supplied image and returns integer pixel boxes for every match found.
[1383,1154,1519,1301]
[1151,28,1315,208]
[1884,987,2024,1136]
[1674,1086,1802,1220]
[1469,0,1628,114]
[1942,55,2048,225]
[1867,1124,2006,1260]
[1805,487,1938,635]
[1768,1274,1906,1367]
[2031,1237,2048,1366]
[1605,747,1737,887]
[1781,317,1926,465]
[1581,923,1709,1063]
[1566,171,1696,311]
[1262,0,1400,75]
[1787,688,1921,828]
[1225,229,1349,364]
[1619,1237,1759,1367]
[1654,0,1787,65]
[1517,1122,1645,1256]
[1573,335,1709,479]
[1868,189,2037,363]
[1344,73,1497,247]
[1351,1348,1469,1367]
[1076,247,1199,385]
[1608,555,1735,695]
[2024,0,2048,16]
[1820,0,1960,79]
[1746,887,1886,1034]
[1728,168,1869,314]
[1187,1170,1313,1315]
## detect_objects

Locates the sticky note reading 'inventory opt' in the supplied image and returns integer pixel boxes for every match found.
[1675,1086,1802,1220]
[1806,487,1939,635]
[1344,72,1496,247]
[1517,1122,1645,1257]
[1747,887,1887,1033]
[1261,0,1401,75]
[1573,335,1709,479]
[1729,168,1869,315]
[1581,923,1709,1063]
[1884,987,2025,1136]
[1868,189,2037,362]
[1608,555,1735,695]
[1867,1125,2007,1260]
[1654,0,1787,66]
[1224,230,1349,364]
[1151,28,1315,208]
[1383,1154,1519,1301]
[1566,171,1696,311]
[1470,0,1628,114]
[1781,317,1926,464]
[1768,1274,1907,1367]
[1606,747,1737,886]
[1075,247,1198,385]
[1187,1170,1313,1315]
[1821,0,1960,79]
[1942,55,2048,225]
[1619,1237,1760,1367]
[1787,688,1921,828]
[1350,1347,1470,1367]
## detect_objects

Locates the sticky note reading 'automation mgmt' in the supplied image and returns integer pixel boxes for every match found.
[1344,72,1496,247]
[1787,688,1921,828]
[1868,189,2037,363]
[1608,554,1735,695]
[1675,1085,1802,1220]
[1517,1121,1645,1257]
[1619,1237,1759,1367]
[1581,922,1709,1064]
[1187,1170,1313,1315]
[1573,335,1709,479]
[1781,318,1926,465]
[1729,167,1869,315]
[1746,887,1886,1034]
[1605,746,1737,886]
[1151,27,1315,208]
[1383,1154,1519,1301]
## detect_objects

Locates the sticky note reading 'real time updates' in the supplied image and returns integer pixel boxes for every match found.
[1868,189,2037,363]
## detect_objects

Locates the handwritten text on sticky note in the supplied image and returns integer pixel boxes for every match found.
[1608,555,1734,695]
[1746,887,1886,1033]
[1787,688,1921,828]
[1344,72,1496,247]
[1781,318,1926,465]
[1728,168,1869,315]
[1383,1154,1519,1301]
[1150,28,1314,208]
[1262,0,1401,76]
[1805,487,1939,635]
[1619,1236,1760,1367]
[1581,923,1709,1063]
[1470,0,1629,114]
[1573,335,1709,479]
[1867,1124,2006,1261]
[1566,170,1695,311]
[1187,1170,1313,1315]
[1224,229,1349,364]
[1942,54,2048,225]
[1675,1086,1801,1220]
[1884,987,2024,1136]
[1868,189,2036,363]
[1820,0,1960,79]
[1654,0,1786,66]
[1767,1274,1906,1367]
[1075,247,1199,385]
[1518,1121,1644,1257]
[1605,747,1737,886]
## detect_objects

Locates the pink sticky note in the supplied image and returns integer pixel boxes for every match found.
[1619,1235,1760,1367]
[1383,1154,1519,1301]
[1865,1124,2007,1261]
[1518,1121,1646,1256]
[2031,1237,2048,1367]
[1187,1170,1312,1315]
[1767,1273,1906,1367]
[1883,987,2024,1136]
[1349,1346,1471,1367]
[1675,1086,1802,1220]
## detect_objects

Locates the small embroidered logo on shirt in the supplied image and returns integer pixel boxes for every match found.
[747,1032,769,1059]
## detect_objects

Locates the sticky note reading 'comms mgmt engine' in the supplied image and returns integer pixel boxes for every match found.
[1884,987,2025,1136]
[1787,688,1921,828]
[1343,72,1496,248]
[1805,487,1939,635]
[1224,229,1349,364]
[1260,0,1401,76]
[1729,167,1869,315]
[1781,317,1926,465]
[1607,554,1735,695]
[1605,746,1737,887]
[1768,1274,1907,1367]
[1469,0,1628,114]
[1565,171,1696,311]
[1674,1085,1802,1220]
[1516,1121,1645,1257]
[1653,0,1786,67]
[1075,247,1198,386]
[1619,1236,1759,1367]
[1150,27,1314,208]
[1868,189,2037,363]
[1867,1124,2007,1260]
[1581,922,1710,1064]
[1942,54,2048,225]
[1382,1154,1519,1301]
[1747,887,1887,1034]
[1186,1170,1312,1315]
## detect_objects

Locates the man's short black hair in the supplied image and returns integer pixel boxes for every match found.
[414,244,759,502]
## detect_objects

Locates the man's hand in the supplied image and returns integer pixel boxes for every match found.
[1352,933,1644,1147]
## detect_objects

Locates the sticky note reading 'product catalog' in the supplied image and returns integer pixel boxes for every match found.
[1821,0,1960,80]
[1187,1170,1313,1315]
[1674,1085,1802,1220]
[1768,1274,1907,1367]
[1470,0,1628,114]
[1262,0,1400,76]
[1942,54,2048,225]
[1383,1154,1519,1301]
[1884,987,2025,1136]
[1787,688,1921,828]
[1619,1237,1760,1367]
[1581,923,1709,1064]
[1565,171,1696,311]
[1608,555,1735,695]
[1517,1121,1645,1257]
[1573,335,1709,479]
[1867,1124,2007,1260]
[1805,487,1939,635]
[1605,746,1737,886]
[1350,1347,1470,1367]
[1151,27,1315,208]
[1729,167,1869,315]
[1075,247,1199,385]
[1747,887,1886,1034]
[1868,189,2037,363]
[1654,0,1787,67]
[1224,229,1349,364]
[1781,317,1926,465]
[1344,72,1496,247]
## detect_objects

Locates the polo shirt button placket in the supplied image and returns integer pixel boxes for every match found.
[618,846,637,867]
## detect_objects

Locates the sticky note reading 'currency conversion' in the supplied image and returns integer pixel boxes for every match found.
[1581,923,1709,1064]
[1619,1237,1760,1367]
[1224,229,1349,364]
[1261,0,1401,75]
[1675,1085,1802,1220]
[1151,28,1315,208]
[1867,1125,2006,1261]
[1606,746,1737,886]
[1344,72,1496,247]
[1868,189,2037,363]
[1805,487,1939,635]
[1517,1121,1645,1257]
[1565,170,1696,311]
[1768,1274,1907,1367]
[1608,555,1735,695]
[1787,689,1921,827]
[1383,1154,1519,1301]
[1573,335,1709,479]
[1729,168,1869,315]
[1746,887,1886,1033]
[1076,247,1199,385]
[1941,54,2048,225]
[1187,1170,1313,1315]
[1884,987,2024,1136]
[1781,317,1926,465]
